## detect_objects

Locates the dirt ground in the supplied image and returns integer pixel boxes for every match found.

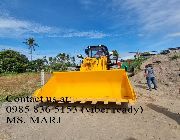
[0,94,179,140]
[0,53,180,140]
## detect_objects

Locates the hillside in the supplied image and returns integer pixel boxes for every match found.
[130,51,180,101]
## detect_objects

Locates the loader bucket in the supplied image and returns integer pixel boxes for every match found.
[33,69,136,104]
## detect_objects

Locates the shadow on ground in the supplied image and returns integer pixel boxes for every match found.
[125,138,137,140]
[147,103,180,125]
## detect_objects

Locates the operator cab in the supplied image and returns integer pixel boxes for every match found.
[75,45,117,70]
[85,45,109,58]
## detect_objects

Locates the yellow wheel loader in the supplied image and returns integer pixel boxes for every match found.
[33,45,136,104]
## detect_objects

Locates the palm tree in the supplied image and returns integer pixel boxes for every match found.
[23,37,39,61]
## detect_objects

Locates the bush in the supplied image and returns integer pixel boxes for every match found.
[0,50,29,73]
[27,59,46,72]
[170,54,180,60]
[131,56,147,70]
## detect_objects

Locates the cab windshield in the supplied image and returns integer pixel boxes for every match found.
[89,48,105,58]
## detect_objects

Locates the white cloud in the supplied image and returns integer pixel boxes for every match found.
[0,14,109,39]
[78,0,180,38]
[111,0,180,36]
[166,32,180,37]
[0,18,29,28]
[48,30,109,38]
[0,15,57,38]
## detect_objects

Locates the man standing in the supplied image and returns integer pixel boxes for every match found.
[144,64,158,91]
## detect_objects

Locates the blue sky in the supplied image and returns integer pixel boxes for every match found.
[0,0,180,60]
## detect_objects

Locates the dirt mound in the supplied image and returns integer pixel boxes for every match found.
[130,51,180,101]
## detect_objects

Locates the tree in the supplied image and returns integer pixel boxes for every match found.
[0,49,77,73]
[26,58,46,72]
[70,56,76,66]
[23,37,39,61]
[55,53,71,71]
[0,50,29,73]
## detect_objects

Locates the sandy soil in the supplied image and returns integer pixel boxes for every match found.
[0,96,179,140]
[0,53,180,140]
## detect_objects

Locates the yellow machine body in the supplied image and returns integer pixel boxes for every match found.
[33,56,136,104]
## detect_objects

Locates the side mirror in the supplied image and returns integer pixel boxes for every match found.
[77,54,84,59]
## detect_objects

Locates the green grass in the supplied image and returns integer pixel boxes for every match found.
[0,72,18,76]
